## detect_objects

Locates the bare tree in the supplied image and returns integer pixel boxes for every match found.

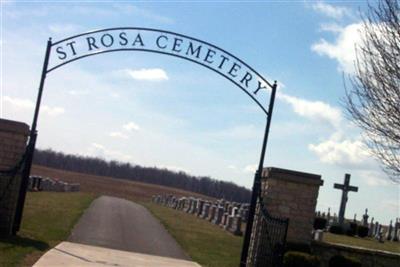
[345,0,400,183]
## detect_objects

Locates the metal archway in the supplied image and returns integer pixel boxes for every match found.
[13,27,279,267]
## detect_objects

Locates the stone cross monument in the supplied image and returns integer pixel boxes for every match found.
[334,174,358,225]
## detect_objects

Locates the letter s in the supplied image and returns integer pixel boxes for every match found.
[56,46,67,60]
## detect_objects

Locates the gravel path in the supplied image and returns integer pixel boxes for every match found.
[68,195,190,260]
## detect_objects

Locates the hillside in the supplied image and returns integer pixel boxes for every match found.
[33,149,251,202]
[31,165,215,202]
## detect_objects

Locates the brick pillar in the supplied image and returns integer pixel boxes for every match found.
[247,167,323,265]
[261,167,323,244]
[0,119,29,237]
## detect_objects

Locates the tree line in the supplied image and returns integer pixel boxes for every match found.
[33,149,251,203]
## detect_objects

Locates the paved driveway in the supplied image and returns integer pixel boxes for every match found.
[68,195,190,260]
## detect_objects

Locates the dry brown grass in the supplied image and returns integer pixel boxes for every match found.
[31,165,214,202]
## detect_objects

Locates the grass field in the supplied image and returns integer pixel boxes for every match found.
[29,165,241,266]
[29,165,399,265]
[32,165,214,203]
[145,202,243,267]
[0,192,95,267]
[324,232,400,254]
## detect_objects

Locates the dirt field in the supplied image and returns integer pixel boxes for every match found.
[31,165,214,202]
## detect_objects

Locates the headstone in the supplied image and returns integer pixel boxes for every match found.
[232,207,238,216]
[368,217,374,237]
[228,205,233,215]
[374,221,380,238]
[314,230,324,242]
[224,215,233,231]
[180,198,186,210]
[386,220,393,240]
[189,199,197,214]
[224,202,229,211]
[201,203,210,219]
[353,213,357,223]
[362,208,369,226]
[238,206,247,223]
[208,205,217,221]
[327,208,331,223]
[35,176,43,191]
[196,200,204,216]
[333,174,358,225]
[172,197,178,209]
[378,226,384,243]
[393,218,399,242]
[220,212,228,228]
[185,198,193,213]
[212,206,224,225]
[375,223,381,239]
[228,215,242,236]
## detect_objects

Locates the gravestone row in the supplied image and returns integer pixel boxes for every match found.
[152,194,249,236]
[28,175,80,192]
[315,207,399,243]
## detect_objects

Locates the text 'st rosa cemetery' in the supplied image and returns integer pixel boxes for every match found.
[50,29,272,113]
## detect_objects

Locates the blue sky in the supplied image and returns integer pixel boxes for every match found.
[1,0,398,224]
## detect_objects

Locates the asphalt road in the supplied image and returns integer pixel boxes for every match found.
[68,196,190,260]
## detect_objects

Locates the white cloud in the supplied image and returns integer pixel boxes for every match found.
[88,143,132,161]
[109,131,129,139]
[123,122,140,131]
[228,165,237,170]
[125,68,169,81]
[278,92,342,128]
[312,23,363,73]
[3,96,65,117]
[319,23,343,33]
[359,170,391,187]
[243,164,257,174]
[4,95,33,109]
[308,134,371,167]
[312,2,352,20]
[41,106,65,117]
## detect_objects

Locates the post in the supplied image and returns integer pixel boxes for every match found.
[12,38,52,234]
[240,81,277,267]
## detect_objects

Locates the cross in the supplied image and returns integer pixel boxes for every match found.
[334,173,358,225]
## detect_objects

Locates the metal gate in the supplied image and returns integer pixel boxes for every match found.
[245,175,289,267]
[0,140,31,236]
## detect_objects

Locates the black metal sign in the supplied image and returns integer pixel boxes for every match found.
[13,27,279,267]
[49,27,273,115]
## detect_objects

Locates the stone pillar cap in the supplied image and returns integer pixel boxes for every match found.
[0,118,30,135]
[262,167,323,186]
